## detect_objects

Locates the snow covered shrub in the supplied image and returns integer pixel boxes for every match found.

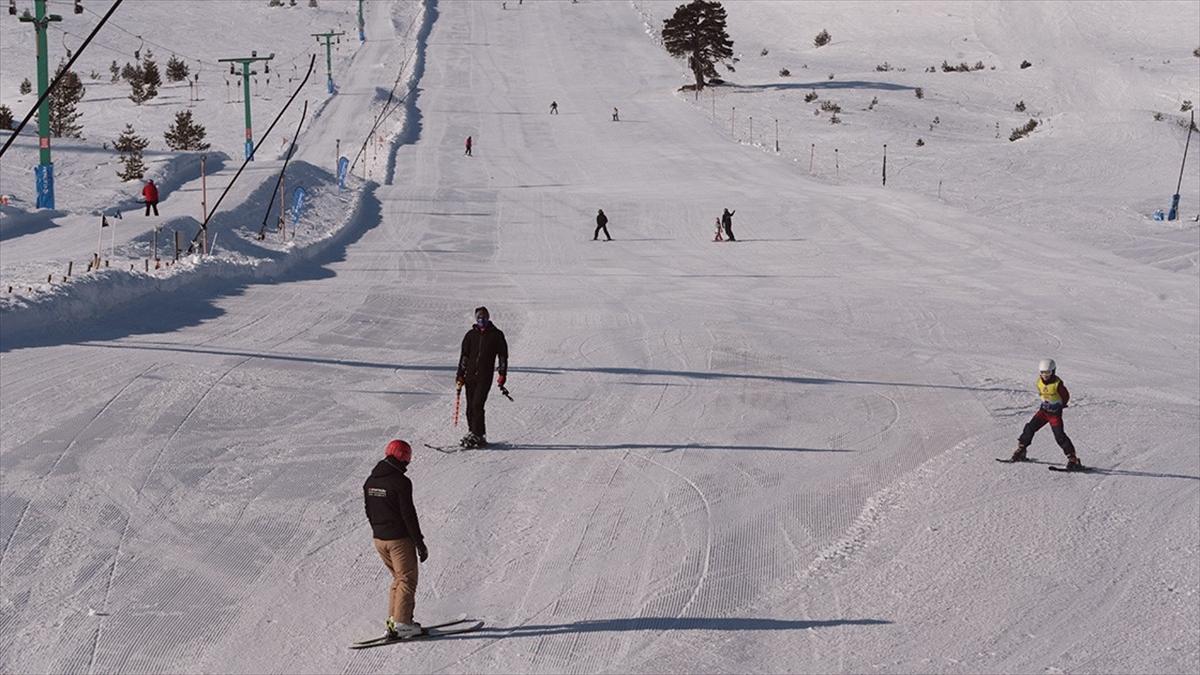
[1194,46,1199,57]
[1009,118,1038,141]
[164,110,210,151]
[973,61,986,71]
[804,90,818,103]
[19,78,31,95]
[914,87,924,99]
[1020,60,1032,69]
[779,67,790,77]
[814,29,831,47]
[1014,100,1026,112]
[309,0,318,7]
[109,60,120,82]
[829,113,841,124]
[166,55,190,83]
[761,48,769,56]
[916,138,924,146]
[868,96,878,110]
[0,104,13,130]
[1182,100,1193,112]
[268,0,284,6]
[875,62,893,72]
[827,73,834,80]
[819,100,841,113]
[114,124,149,180]
[1152,111,1164,121]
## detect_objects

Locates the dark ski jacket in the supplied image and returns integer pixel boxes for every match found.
[363,456,424,541]
[721,209,735,227]
[457,322,508,383]
[596,211,608,227]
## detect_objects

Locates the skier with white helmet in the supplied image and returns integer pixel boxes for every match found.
[1010,359,1083,470]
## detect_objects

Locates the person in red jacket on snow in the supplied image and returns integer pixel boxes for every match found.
[142,179,159,216]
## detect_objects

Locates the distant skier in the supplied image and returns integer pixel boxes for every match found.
[364,439,429,640]
[713,216,723,241]
[612,107,620,122]
[550,101,559,114]
[464,135,473,156]
[594,209,612,241]
[721,208,736,241]
[1010,359,1083,469]
[142,179,160,217]
[456,307,508,448]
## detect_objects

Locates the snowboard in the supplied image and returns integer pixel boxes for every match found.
[351,619,484,649]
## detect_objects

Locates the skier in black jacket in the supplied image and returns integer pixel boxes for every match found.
[455,307,508,448]
[364,439,428,639]
[721,208,736,241]
[594,209,611,241]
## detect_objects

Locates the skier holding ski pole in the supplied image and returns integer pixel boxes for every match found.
[455,306,508,448]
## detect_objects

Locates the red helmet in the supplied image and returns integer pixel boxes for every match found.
[385,439,412,462]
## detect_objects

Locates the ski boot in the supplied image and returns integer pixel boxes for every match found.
[1010,443,1028,462]
[459,433,480,449]
[1065,454,1083,471]
[386,617,423,639]
[475,435,489,448]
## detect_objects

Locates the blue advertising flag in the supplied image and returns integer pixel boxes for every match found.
[291,186,308,225]
[337,156,349,191]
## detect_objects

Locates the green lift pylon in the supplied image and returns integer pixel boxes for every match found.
[218,51,274,160]
[17,0,62,208]
[311,30,345,95]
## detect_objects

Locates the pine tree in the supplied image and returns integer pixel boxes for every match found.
[114,124,149,180]
[20,78,32,95]
[163,109,211,151]
[48,62,85,138]
[0,104,14,130]
[120,62,137,81]
[128,65,151,105]
[109,59,121,82]
[141,51,161,100]
[166,54,189,83]
[661,0,734,91]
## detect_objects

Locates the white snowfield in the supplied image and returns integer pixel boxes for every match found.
[1,1,1198,674]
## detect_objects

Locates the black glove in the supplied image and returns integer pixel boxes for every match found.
[416,539,429,563]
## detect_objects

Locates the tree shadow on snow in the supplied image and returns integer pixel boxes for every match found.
[440,616,891,641]
[497,442,848,454]
[519,364,1021,394]
[731,80,916,93]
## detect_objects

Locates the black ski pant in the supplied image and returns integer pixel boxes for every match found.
[1018,409,1075,456]
[723,223,735,241]
[593,224,611,240]
[145,201,159,216]
[464,379,491,437]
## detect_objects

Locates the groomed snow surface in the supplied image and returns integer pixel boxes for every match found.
[1,1,1198,673]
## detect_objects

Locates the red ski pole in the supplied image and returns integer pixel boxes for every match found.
[453,384,462,426]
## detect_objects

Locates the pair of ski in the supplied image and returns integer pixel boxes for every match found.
[424,442,510,454]
[351,619,484,649]
[995,457,1088,472]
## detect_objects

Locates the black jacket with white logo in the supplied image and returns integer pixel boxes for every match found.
[363,457,424,541]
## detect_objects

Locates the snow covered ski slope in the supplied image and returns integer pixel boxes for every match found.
[1,1,1197,674]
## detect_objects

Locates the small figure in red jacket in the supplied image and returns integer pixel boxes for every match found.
[142,179,159,216]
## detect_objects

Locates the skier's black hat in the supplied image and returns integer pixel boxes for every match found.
[474,306,489,317]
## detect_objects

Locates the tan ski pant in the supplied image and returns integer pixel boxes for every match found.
[374,538,418,623]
